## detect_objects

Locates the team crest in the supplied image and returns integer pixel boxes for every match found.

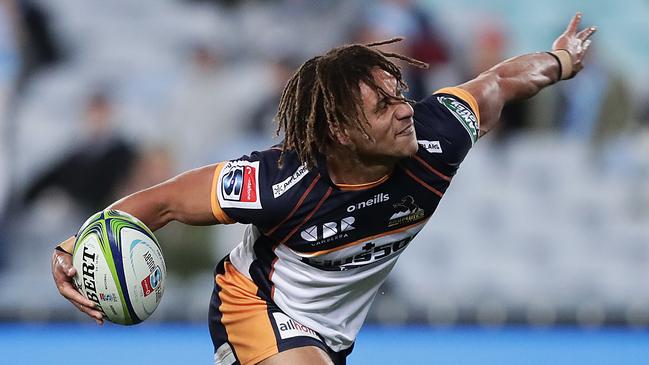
[388,196,425,227]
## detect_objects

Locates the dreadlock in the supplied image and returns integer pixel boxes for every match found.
[275,37,428,169]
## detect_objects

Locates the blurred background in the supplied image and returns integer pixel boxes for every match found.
[0,0,648,363]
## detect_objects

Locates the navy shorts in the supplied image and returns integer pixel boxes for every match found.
[208,256,353,365]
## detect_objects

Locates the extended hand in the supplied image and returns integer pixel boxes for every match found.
[51,243,104,325]
[552,12,597,77]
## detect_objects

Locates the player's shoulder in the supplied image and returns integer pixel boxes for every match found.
[214,146,319,228]
[413,87,480,144]
[259,147,314,202]
[408,87,481,172]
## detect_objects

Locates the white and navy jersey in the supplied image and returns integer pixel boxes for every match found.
[210,87,480,352]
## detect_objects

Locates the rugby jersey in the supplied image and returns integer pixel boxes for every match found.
[210,87,480,352]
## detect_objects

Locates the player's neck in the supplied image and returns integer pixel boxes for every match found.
[325,148,396,186]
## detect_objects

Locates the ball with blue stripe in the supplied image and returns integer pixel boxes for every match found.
[72,210,166,325]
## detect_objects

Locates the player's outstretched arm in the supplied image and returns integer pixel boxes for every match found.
[107,163,219,230]
[51,164,219,323]
[458,12,596,136]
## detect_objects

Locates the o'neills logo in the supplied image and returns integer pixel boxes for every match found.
[272,312,320,340]
[346,193,390,212]
[80,245,105,314]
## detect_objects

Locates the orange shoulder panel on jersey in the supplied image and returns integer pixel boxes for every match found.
[211,163,236,224]
[433,87,481,129]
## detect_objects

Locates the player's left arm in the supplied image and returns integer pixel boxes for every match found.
[457,12,596,136]
[107,164,218,230]
[52,164,218,324]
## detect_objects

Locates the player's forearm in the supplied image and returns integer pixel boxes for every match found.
[489,52,560,102]
[56,189,175,253]
[108,187,175,232]
[459,52,561,134]
[108,164,218,231]
[57,165,217,253]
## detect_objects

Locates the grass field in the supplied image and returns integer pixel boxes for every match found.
[1,323,647,364]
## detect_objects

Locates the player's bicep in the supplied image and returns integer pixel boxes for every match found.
[457,70,504,136]
[110,164,220,230]
[169,164,224,225]
[159,164,221,225]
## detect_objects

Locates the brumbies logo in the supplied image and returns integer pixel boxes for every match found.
[388,196,425,227]
[218,161,262,209]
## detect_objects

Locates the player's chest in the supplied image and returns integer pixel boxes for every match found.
[279,170,444,254]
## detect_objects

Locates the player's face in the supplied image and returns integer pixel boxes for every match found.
[348,69,418,160]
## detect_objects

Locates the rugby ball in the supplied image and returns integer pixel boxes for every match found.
[72,209,166,325]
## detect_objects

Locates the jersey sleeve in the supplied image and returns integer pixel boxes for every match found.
[412,87,481,172]
[210,149,283,227]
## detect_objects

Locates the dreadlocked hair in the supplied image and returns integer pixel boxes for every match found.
[275,37,428,169]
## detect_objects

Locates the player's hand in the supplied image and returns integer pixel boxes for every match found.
[51,243,104,325]
[551,12,597,78]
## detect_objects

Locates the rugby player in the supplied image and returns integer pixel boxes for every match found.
[52,13,596,365]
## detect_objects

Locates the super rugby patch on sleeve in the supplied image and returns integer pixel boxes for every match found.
[217,160,262,209]
[437,96,479,145]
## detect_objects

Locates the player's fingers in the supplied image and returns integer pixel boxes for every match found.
[71,300,104,322]
[71,301,104,324]
[577,26,597,41]
[565,12,582,34]
[582,39,592,52]
[58,281,97,308]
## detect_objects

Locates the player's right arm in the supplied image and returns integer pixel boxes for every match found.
[52,164,220,324]
[458,12,596,137]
